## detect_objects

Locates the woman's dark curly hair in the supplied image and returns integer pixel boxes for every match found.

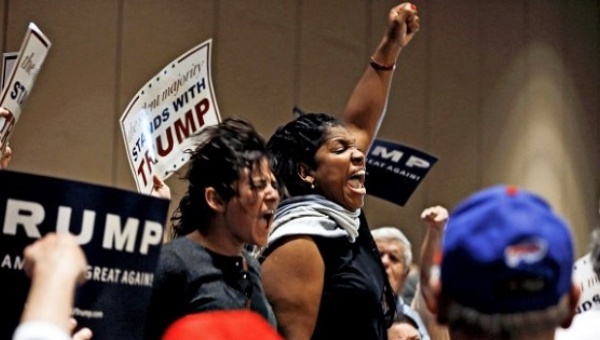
[266,113,342,197]
[171,118,270,236]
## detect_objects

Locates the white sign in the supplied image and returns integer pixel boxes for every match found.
[573,253,600,314]
[1,52,18,91]
[0,23,51,155]
[120,39,221,194]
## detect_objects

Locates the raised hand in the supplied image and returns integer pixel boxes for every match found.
[386,2,420,48]
[151,174,171,200]
[420,205,449,231]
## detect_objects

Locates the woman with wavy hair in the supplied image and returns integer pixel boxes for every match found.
[145,118,280,339]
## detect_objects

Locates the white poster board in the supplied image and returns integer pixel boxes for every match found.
[0,23,52,155]
[120,39,221,193]
[573,253,600,313]
[1,52,19,91]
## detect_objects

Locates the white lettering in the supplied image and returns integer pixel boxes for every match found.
[371,146,404,163]
[1,254,24,269]
[139,221,163,255]
[56,206,95,244]
[406,155,430,169]
[2,199,163,254]
[102,214,139,253]
[3,199,44,237]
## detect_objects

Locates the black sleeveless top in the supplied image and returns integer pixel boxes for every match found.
[263,211,396,340]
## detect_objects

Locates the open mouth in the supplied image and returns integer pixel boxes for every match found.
[348,169,366,192]
[262,209,275,224]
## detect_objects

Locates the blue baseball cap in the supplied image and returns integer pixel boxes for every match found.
[441,185,574,314]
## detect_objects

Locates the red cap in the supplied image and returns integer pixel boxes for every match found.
[162,310,283,340]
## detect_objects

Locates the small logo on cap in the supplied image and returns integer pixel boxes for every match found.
[504,238,548,268]
[505,185,519,196]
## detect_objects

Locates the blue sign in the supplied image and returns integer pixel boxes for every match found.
[0,170,169,340]
[366,139,438,206]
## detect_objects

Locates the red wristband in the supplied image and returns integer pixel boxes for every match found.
[369,57,395,71]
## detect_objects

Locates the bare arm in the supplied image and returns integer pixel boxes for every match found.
[411,285,450,340]
[20,233,88,334]
[261,236,324,340]
[419,206,448,313]
[343,2,420,152]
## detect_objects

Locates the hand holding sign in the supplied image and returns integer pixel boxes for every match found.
[0,23,51,159]
[23,232,88,285]
[15,233,91,339]
[120,39,221,194]
[0,170,169,340]
[151,174,171,200]
[0,108,12,169]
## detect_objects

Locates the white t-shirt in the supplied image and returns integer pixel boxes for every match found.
[12,320,70,340]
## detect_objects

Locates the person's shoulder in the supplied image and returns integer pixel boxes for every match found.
[262,235,323,268]
[162,237,208,255]
[158,237,211,270]
[262,234,319,259]
[271,235,319,252]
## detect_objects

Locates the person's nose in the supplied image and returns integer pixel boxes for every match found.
[351,148,365,165]
[264,182,280,205]
[380,254,390,268]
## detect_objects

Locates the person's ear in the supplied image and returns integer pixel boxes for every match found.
[205,187,226,213]
[297,163,315,186]
[560,282,582,328]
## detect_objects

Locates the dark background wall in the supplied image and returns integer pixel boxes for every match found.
[3,0,599,259]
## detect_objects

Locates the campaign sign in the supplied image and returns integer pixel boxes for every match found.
[0,23,51,156]
[0,170,169,340]
[573,253,600,314]
[120,39,221,194]
[1,52,18,91]
[366,139,438,206]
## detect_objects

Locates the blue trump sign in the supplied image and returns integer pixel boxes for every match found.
[366,139,438,206]
[0,170,169,340]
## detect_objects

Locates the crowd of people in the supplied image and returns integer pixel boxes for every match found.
[4,2,599,340]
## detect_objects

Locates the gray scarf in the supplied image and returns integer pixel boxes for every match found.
[266,194,360,248]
